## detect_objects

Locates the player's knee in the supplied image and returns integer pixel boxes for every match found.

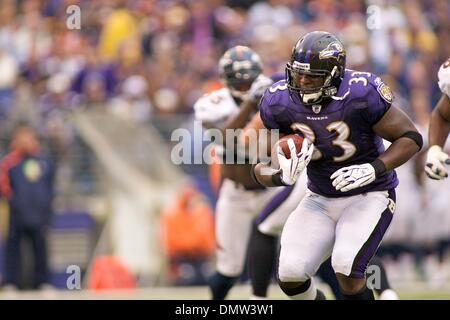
[331,251,354,276]
[278,258,313,283]
[278,278,311,297]
[217,260,245,278]
[335,273,366,294]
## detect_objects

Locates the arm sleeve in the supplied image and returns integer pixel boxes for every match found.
[259,93,281,130]
[193,91,238,129]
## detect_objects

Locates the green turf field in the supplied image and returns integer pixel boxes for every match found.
[1,283,450,300]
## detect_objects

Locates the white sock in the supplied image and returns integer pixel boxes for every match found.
[250,295,268,300]
[289,280,317,300]
[379,289,399,300]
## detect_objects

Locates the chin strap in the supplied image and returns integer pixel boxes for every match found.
[302,87,347,104]
[330,88,350,101]
[302,92,323,104]
[230,88,250,101]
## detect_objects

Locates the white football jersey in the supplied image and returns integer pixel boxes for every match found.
[194,87,245,160]
[194,88,239,128]
[438,58,450,97]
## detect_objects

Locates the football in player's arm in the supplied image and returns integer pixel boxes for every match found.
[425,58,450,180]
[253,103,421,189]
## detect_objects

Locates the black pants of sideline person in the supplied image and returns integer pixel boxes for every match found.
[4,223,49,289]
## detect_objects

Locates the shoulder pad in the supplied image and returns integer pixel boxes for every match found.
[372,76,393,104]
[193,88,239,125]
[346,70,393,104]
[267,79,288,95]
[438,58,450,97]
[259,80,291,111]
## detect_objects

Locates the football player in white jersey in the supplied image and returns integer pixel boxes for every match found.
[425,58,450,179]
[194,46,286,300]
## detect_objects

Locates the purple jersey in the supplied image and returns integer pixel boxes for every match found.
[259,69,398,197]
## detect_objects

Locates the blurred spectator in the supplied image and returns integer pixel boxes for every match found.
[0,124,55,290]
[98,1,138,61]
[109,74,153,122]
[0,0,447,123]
[71,50,117,99]
[160,186,215,285]
[0,49,18,119]
[39,73,72,118]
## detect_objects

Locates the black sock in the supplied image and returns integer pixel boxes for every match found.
[315,289,327,300]
[247,223,277,297]
[317,257,343,300]
[278,278,326,300]
[341,286,375,300]
[369,256,391,295]
[209,272,237,300]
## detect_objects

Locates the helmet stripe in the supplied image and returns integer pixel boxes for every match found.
[235,45,243,58]
[303,38,314,64]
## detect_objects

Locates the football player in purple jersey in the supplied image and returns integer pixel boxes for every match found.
[252,31,422,300]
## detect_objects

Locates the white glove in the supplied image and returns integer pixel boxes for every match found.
[277,138,314,185]
[425,145,450,180]
[248,75,273,104]
[330,163,376,192]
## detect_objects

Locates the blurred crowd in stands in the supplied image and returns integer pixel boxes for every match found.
[0,0,449,136]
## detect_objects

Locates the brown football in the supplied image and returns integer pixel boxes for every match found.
[272,134,304,165]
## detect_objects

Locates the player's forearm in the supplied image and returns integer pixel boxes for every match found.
[413,152,426,187]
[372,105,423,173]
[428,97,450,147]
[221,100,257,136]
[221,101,256,145]
[240,111,263,148]
[377,136,422,172]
